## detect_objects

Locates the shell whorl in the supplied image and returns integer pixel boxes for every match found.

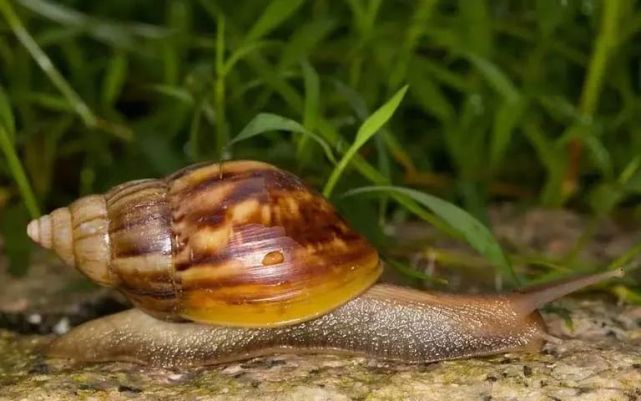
[27,160,382,327]
[27,195,114,286]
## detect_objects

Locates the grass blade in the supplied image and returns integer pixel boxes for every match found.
[245,0,305,42]
[228,113,336,163]
[0,0,97,127]
[323,85,408,197]
[297,60,320,161]
[279,19,336,69]
[465,52,519,101]
[101,51,128,108]
[215,14,227,156]
[490,98,526,167]
[0,126,39,218]
[146,85,195,105]
[301,60,319,132]
[18,0,170,47]
[223,41,270,75]
[0,85,15,140]
[1,1,133,141]
[343,185,517,285]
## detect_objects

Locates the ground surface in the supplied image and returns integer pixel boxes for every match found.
[1,207,640,400]
[1,298,641,401]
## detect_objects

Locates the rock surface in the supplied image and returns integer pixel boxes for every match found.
[1,298,641,401]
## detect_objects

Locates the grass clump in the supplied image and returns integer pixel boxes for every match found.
[0,1,640,292]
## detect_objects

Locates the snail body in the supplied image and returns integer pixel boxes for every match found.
[28,161,621,368]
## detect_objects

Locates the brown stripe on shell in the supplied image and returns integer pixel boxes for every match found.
[118,274,176,298]
[177,219,373,280]
[179,244,377,292]
[173,182,340,269]
[167,160,277,195]
[107,185,168,224]
[105,179,160,208]
[171,167,296,214]
[106,179,179,314]
[71,214,106,230]
[107,180,173,257]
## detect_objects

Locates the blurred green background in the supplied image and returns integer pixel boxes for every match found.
[1,0,640,283]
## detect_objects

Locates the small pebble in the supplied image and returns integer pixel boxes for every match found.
[167,373,185,382]
[27,314,42,325]
[221,364,244,375]
[53,318,70,334]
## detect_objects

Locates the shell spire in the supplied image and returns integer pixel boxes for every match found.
[27,196,115,287]
[27,208,74,266]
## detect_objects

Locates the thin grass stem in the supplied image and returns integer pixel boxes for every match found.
[0,126,39,218]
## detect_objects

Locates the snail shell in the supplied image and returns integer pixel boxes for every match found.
[27,161,381,327]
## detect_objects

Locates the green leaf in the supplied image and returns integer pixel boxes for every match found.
[223,41,270,75]
[619,155,641,185]
[536,0,566,37]
[245,0,305,42]
[188,100,205,160]
[228,113,336,163]
[297,60,320,161]
[301,60,319,132]
[0,85,15,140]
[415,56,470,92]
[343,185,517,285]
[465,52,520,100]
[388,0,436,89]
[408,65,453,121]
[323,85,409,197]
[588,182,622,216]
[146,84,195,105]
[459,0,491,56]
[0,125,40,219]
[332,79,368,118]
[490,98,526,167]
[17,0,171,50]
[0,0,132,140]
[102,51,128,107]
[584,134,613,179]
[243,54,303,111]
[279,19,337,69]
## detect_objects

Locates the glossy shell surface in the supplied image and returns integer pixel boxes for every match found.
[62,161,381,327]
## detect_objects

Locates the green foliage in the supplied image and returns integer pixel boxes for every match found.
[0,0,640,285]
[323,85,408,197]
[229,113,336,163]
[343,185,517,285]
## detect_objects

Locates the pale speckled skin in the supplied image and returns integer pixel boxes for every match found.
[48,284,547,368]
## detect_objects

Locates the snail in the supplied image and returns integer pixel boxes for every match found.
[26,160,621,368]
